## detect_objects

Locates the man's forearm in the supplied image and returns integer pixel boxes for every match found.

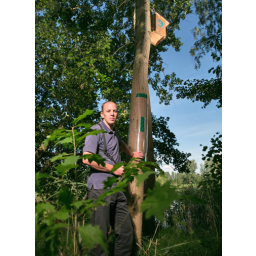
[83,153,123,176]
[84,159,114,172]
[120,140,133,157]
[83,152,113,172]
[120,141,145,160]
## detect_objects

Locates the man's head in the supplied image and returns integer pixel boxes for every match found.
[100,101,118,129]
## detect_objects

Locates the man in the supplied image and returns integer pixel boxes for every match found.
[83,101,144,256]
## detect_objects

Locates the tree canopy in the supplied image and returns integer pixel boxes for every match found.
[149,0,222,109]
[35,0,194,174]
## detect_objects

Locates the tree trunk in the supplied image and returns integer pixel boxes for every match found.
[127,0,151,246]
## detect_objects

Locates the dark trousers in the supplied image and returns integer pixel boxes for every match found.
[88,188,133,256]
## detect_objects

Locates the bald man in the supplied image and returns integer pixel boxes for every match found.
[83,101,144,256]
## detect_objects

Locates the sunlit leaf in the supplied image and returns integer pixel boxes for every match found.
[76,123,92,128]
[55,137,72,145]
[63,155,80,165]
[73,109,94,125]
[50,153,68,162]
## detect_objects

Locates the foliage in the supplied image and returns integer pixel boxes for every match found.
[157,134,222,255]
[35,1,222,254]
[35,110,193,255]
[36,116,222,256]
[136,225,221,255]
[175,0,222,108]
[35,110,107,255]
[199,132,222,191]
[35,0,193,179]
[150,0,222,109]
[141,180,181,222]
[152,115,191,172]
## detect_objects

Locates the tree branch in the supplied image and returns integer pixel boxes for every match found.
[111,41,133,57]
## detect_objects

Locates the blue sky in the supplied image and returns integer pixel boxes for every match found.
[149,11,222,173]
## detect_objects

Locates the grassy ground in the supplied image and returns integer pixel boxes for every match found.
[36,226,221,256]
[135,227,221,256]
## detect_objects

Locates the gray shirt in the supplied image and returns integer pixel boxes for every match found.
[83,120,122,189]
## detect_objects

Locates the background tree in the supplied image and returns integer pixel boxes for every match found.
[175,0,222,108]
[148,0,222,109]
[35,0,194,180]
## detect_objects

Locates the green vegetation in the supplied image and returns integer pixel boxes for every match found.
[35,112,222,255]
[35,0,222,255]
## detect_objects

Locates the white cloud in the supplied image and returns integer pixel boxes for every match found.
[162,164,174,173]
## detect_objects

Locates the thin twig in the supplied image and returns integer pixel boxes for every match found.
[111,41,133,57]
[152,221,160,241]
[44,84,72,117]
[117,0,131,9]
[146,221,160,254]
[155,239,157,256]
[121,60,134,72]
[136,243,147,254]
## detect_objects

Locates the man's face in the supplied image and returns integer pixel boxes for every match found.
[100,102,118,127]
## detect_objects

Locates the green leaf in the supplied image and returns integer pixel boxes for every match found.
[58,187,73,209]
[50,153,68,162]
[208,67,214,73]
[42,137,49,148]
[35,202,55,214]
[55,164,77,176]
[45,222,67,231]
[76,123,92,128]
[72,199,93,209]
[95,181,129,205]
[78,225,107,252]
[51,211,69,221]
[102,176,119,189]
[35,173,51,192]
[140,181,181,222]
[86,129,106,136]
[73,109,94,125]
[82,154,106,167]
[76,129,105,145]
[110,162,125,173]
[63,155,80,165]
[55,137,72,145]
[135,171,155,187]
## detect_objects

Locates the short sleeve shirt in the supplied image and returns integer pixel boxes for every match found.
[83,120,122,189]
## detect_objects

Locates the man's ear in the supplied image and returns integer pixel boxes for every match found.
[100,112,104,119]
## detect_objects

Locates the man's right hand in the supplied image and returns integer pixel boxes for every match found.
[113,166,124,176]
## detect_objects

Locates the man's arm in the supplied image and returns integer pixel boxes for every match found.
[82,151,124,176]
[120,140,144,159]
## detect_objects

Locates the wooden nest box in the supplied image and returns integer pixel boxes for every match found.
[151,12,170,46]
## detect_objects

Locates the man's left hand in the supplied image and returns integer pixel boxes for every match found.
[132,151,144,160]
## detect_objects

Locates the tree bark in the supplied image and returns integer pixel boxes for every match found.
[127,0,151,246]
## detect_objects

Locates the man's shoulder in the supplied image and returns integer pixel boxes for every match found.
[90,122,102,131]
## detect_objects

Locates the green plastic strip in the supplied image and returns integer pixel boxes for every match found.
[140,116,145,132]
[136,93,147,98]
